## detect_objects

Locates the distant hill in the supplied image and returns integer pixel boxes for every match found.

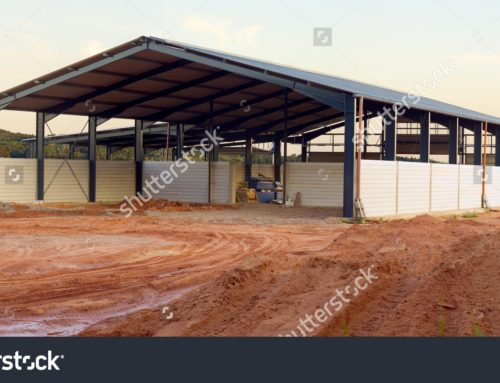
[0,129,33,158]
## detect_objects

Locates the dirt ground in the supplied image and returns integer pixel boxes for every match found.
[0,201,499,337]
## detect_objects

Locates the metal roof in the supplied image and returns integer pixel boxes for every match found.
[159,38,500,126]
[1,36,498,140]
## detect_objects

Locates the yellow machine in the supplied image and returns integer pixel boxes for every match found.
[247,189,258,203]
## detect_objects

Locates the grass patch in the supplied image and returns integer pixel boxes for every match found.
[439,296,446,337]
[462,212,478,219]
[471,318,486,337]
[341,218,366,225]
[342,320,351,337]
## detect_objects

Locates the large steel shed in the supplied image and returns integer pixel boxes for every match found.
[1,36,499,217]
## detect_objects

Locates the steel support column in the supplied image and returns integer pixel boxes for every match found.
[36,112,45,201]
[245,137,253,179]
[212,141,220,161]
[461,124,466,164]
[210,102,220,162]
[88,116,109,202]
[282,90,289,205]
[274,133,281,182]
[28,142,35,159]
[301,135,307,163]
[106,145,112,161]
[176,124,184,160]
[88,117,98,202]
[363,118,368,160]
[449,117,459,165]
[496,127,500,166]
[208,101,215,202]
[384,105,397,161]
[473,121,483,166]
[420,111,431,163]
[134,120,144,196]
[343,95,356,218]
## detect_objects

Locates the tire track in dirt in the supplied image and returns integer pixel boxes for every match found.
[0,216,338,336]
[77,214,500,337]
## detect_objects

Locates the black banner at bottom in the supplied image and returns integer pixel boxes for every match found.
[0,338,496,382]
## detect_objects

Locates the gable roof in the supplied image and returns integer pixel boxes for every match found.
[0,36,498,136]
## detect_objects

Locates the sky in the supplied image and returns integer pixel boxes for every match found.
[0,0,500,138]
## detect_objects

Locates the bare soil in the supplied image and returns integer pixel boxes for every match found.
[0,201,498,337]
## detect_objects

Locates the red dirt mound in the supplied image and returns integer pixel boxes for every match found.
[78,214,500,337]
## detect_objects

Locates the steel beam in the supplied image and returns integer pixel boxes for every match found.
[88,116,100,202]
[275,113,345,143]
[248,115,343,144]
[150,43,346,111]
[363,118,368,160]
[24,123,164,146]
[274,133,281,183]
[185,90,286,126]
[449,117,459,165]
[283,90,289,205]
[384,106,397,161]
[461,123,466,164]
[135,120,145,195]
[36,112,45,201]
[225,104,330,142]
[142,80,262,122]
[496,127,500,166]
[252,105,331,138]
[420,111,431,163]
[219,97,312,134]
[207,102,217,202]
[343,95,356,218]
[0,101,13,111]
[245,137,253,179]
[98,71,228,119]
[185,113,344,145]
[28,142,35,159]
[297,119,345,143]
[301,135,307,163]
[176,124,184,160]
[210,101,220,161]
[473,121,483,166]
[35,112,58,201]
[293,82,345,111]
[43,59,189,114]
[0,43,148,110]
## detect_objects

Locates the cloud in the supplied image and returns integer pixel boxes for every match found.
[81,40,106,56]
[235,25,262,46]
[183,15,262,47]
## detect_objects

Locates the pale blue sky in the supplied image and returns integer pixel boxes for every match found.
[1,0,500,135]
